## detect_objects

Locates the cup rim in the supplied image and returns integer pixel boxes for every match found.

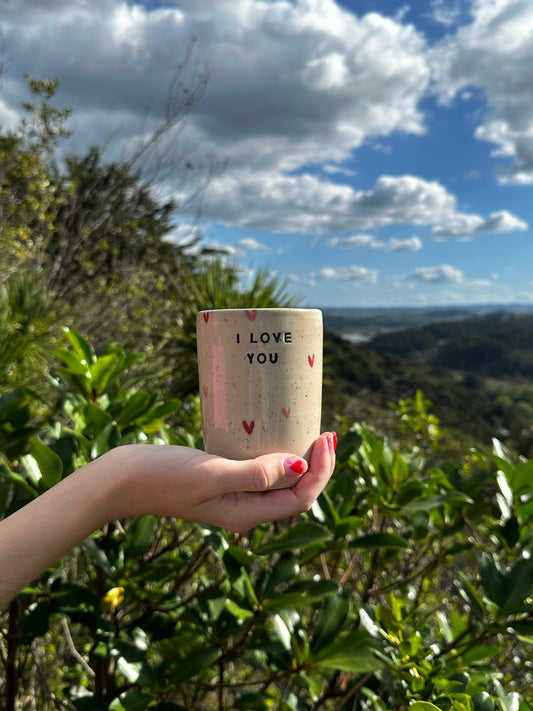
[197,307,322,315]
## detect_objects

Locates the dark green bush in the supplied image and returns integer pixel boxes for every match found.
[2,331,533,710]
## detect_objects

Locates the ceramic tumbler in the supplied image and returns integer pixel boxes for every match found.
[196,308,323,472]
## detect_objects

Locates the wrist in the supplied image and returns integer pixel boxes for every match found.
[95,445,144,520]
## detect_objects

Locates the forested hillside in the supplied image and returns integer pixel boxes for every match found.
[369,311,533,378]
[322,311,533,458]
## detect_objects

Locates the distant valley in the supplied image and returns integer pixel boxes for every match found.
[320,305,533,459]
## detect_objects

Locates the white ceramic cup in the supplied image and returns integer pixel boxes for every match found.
[197,308,323,471]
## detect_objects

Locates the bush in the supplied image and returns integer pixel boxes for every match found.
[2,332,533,710]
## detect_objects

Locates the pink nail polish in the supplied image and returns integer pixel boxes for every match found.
[332,431,338,451]
[285,457,307,478]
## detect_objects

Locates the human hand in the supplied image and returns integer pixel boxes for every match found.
[116,431,337,532]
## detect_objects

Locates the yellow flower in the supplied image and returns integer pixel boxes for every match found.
[100,586,125,613]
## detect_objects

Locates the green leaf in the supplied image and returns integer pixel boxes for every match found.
[336,429,363,462]
[263,580,339,610]
[124,516,159,559]
[410,703,443,711]
[81,538,116,578]
[479,555,505,607]
[0,388,32,427]
[51,583,99,614]
[53,347,90,375]
[226,599,254,622]
[89,354,119,394]
[83,401,113,436]
[403,492,473,511]
[118,391,152,425]
[311,630,382,673]
[168,647,221,685]
[255,521,332,555]
[62,327,95,365]
[501,556,533,614]
[462,644,500,664]
[310,593,350,653]
[510,459,533,496]
[500,515,520,548]
[0,462,39,497]
[349,532,410,550]
[19,601,51,644]
[109,692,155,711]
[27,437,63,488]
[457,573,486,621]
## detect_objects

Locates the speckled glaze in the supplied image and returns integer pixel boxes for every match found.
[197,308,323,483]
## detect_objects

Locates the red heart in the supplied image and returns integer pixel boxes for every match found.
[202,386,208,398]
[308,354,315,367]
[282,407,291,418]
[242,420,255,435]
[203,312,210,322]
[245,309,257,321]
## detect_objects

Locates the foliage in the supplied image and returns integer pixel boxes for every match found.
[390,389,441,458]
[2,332,533,710]
[0,271,56,395]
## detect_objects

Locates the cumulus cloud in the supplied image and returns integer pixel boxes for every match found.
[327,234,384,249]
[431,0,533,184]
[316,265,378,285]
[432,210,528,238]
[235,238,268,252]
[202,173,466,234]
[327,233,423,251]
[387,236,423,252]
[405,264,496,291]
[0,0,527,249]
[407,265,464,283]
[0,0,434,232]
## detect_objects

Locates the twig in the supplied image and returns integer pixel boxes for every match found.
[60,617,95,678]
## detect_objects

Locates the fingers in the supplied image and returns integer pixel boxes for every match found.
[210,432,336,495]
[210,451,310,494]
[211,432,336,532]
[289,431,336,507]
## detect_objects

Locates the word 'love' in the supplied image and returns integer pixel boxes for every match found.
[236,331,292,344]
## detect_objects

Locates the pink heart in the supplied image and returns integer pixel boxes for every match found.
[203,312,210,323]
[242,420,255,435]
[308,354,315,367]
[202,386,208,398]
[245,309,257,321]
[282,407,291,419]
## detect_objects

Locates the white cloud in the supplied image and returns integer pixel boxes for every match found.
[387,236,423,252]
[327,234,384,249]
[0,0,527,251]
[317,265,378,285]
[327,233,423,251]
[405,264,497,291]
[432,209,528,238]
[431,0,533,184]
[203,173,466,234]
[235,237,268,252]
[0,0,433,232]
[408,264,464,284]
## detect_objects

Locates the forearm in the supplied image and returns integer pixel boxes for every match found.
[0,449,129,609]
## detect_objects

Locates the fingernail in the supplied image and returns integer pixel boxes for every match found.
[332,431,338,451]
[284,457,308,478]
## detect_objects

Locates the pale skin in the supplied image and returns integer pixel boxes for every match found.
[0,432,336,608]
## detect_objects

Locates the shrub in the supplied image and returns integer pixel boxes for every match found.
[1,332,533,710]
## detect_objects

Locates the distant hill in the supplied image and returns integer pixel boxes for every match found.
[321,308,533,457]
[367,311,533,379]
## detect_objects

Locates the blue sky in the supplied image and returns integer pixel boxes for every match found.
[1,0,532,307]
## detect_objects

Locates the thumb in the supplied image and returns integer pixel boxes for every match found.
[216,452,309,492]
